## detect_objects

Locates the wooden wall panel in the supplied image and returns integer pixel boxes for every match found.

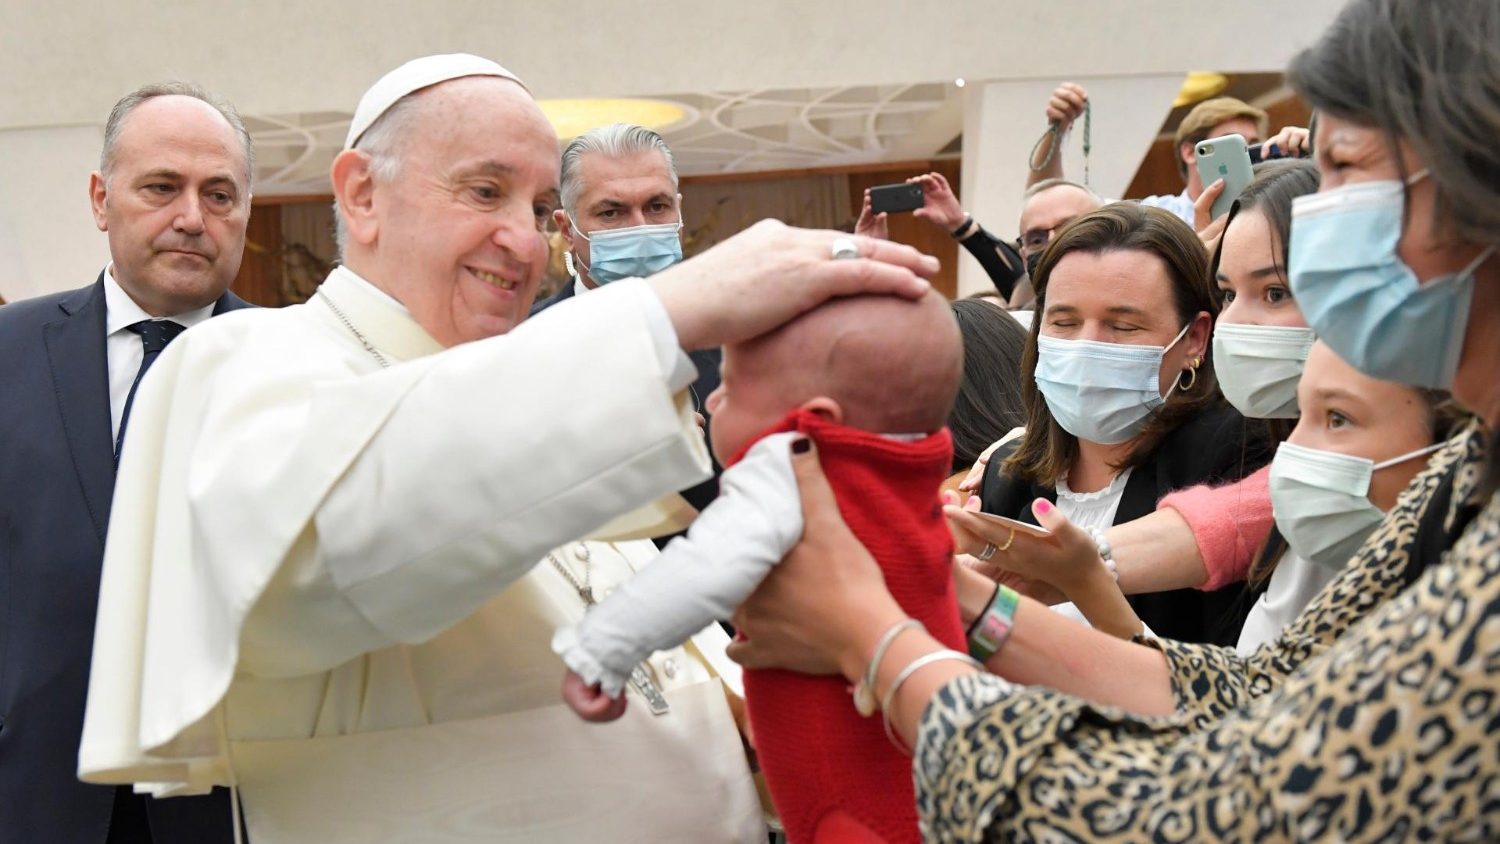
[845,159,961,300]
[232,203,285,307]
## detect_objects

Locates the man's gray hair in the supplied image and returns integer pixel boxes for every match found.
[559,123,678,216]
[1022,178,1101,203]
[101,82,254,184]
[333,90,426,258]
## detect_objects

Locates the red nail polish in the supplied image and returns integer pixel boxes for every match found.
[1034,499,1053,514]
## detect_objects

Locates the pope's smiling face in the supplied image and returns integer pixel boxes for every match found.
[365,78,561,346]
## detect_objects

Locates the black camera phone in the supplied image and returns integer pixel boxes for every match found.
[869,182,925,214]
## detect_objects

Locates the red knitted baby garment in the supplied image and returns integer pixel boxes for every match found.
[731,409,965,844]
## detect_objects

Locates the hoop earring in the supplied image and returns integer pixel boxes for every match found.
[1177,357,1201,392]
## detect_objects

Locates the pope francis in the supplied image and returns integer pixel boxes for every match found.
[75,54,938,843]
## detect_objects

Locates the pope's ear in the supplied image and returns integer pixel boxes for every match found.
[331,149,379,248]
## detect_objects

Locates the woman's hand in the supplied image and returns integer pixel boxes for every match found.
[1194,178,1229,255]
[957,435,1012,493]
[727,439,908,682]
[942,494,1106,597]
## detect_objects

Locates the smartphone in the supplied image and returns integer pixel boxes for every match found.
[1195,134,1255,220]
[967,511,1053,538]
[1247,141,1313,165]
[868,182,924,214]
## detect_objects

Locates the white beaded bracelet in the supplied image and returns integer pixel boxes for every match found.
[1087,527,1119,581]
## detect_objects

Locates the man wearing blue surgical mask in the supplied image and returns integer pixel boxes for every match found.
[532,124,724,517]
[533,123,686,308]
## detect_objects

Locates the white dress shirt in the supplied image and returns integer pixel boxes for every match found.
[1050,468,1142,630]
[102,267,215,439]
[1137,189,1196,226]
[1235,548,1338,656]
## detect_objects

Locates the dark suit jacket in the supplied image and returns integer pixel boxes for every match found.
[979,402,1272,646]
[0,276,248,843]
[531,282,723,516]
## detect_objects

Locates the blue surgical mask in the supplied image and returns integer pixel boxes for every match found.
[1211,323,1315,419]
[1034,322,1191,445]
[1270,439,1446,570]
[568,215,684,285]
[1287,175,1496,389]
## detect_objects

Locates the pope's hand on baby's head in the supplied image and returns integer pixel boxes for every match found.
[711,291,965,461]
[561,669,628,723]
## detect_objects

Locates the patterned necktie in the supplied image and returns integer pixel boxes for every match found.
[114,319,186,465]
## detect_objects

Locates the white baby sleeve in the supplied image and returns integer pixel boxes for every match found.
[552,433,805,696]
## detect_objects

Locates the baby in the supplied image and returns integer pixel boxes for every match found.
[552,291,965,844]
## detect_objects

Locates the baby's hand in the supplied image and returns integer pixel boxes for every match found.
[561,670,628,722]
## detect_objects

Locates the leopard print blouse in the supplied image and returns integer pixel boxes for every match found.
[914,422,1497,841]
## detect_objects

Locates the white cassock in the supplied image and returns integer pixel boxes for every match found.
[77,267,765,843]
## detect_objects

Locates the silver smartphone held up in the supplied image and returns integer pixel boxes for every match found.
[1195,133,1256,221]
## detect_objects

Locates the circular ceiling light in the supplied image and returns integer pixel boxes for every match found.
[1173,72,1229,108]
[537,98,688,139]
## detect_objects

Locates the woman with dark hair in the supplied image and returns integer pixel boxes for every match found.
[729,0,1500,838]
[976,201,1270,644]
[945,298,1027,477]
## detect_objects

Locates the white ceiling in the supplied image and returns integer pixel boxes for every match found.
[246,82,959,194]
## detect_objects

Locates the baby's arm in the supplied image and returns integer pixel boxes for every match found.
[552,433,805,697]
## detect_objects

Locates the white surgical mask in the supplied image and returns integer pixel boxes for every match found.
[1269,438,1446,570]
[1034,322,1192,445]
[1212,323,1316,419]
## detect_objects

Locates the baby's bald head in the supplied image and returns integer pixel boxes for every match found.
[710,291,963,459]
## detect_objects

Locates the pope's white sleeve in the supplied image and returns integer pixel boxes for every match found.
[551,434,804,697]
[236,280,712,675]
[623,276,700,391]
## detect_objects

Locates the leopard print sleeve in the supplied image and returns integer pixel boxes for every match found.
[915,483,1500,842]
[1154,427,1481,726]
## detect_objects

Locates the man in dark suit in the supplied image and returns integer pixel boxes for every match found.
[531,124,722,517]
[0,82,253,843]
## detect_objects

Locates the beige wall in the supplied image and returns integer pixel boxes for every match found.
[957,74,1187,296]
[0,125,111,301]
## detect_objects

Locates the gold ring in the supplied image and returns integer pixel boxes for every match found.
[997,527,1016,552]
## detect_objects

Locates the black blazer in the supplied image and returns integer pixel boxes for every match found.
[980,402,1273,645]
[0,276,248,843]
[532,281,724,517]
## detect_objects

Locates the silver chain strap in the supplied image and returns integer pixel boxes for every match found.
[317,288,390,369]
[547,544,594,604]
